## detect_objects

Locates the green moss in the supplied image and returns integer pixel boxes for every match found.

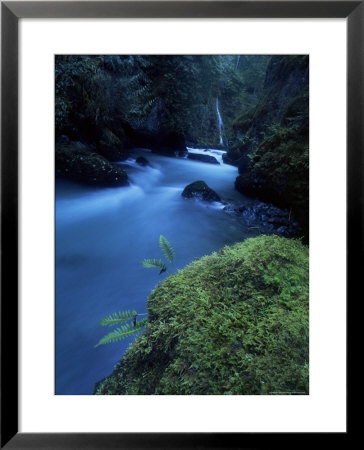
[95,235,309,395]
[56,142,129,187]
[235,125,309,233]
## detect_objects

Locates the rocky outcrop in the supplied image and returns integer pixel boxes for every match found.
[234,124,309,239]
[56,141,129,187]
[228,56,309,238]
[187,153,219,164]
[235,201,300,237]
[122,122,187,157]
[97,127,128,162]
[135,156,151,167]
[129,98,187,156]
[232,55,309,158]
[153,131,187,156]
[95,235,309,395]
[182,180,221,202]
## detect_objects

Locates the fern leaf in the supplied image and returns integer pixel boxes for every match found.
[95,319,148,347]
[141,258,167,271]
[159,235,174,263]
[99,310,137,327]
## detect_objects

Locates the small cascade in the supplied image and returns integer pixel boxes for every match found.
[186,147,226,165]
[216,97,224,145]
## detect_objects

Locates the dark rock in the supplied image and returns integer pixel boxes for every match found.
[135,156,151,167]
[238,153,251,174]
[56,141,129,187]
[222,204,236,215]
[97,127,128,162]
[182,180,221,203]
[222,152,241,167]
[235,174,255,196]
[176,150,188,157]
[237,201,300,237]
[58,135,71,145]
[154,131,187,156]
[187,153,219,164]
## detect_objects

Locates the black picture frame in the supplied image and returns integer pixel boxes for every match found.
[1,1,357,448]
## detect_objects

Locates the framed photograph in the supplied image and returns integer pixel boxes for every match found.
[1,1,356,447]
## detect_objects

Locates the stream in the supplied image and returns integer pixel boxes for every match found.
[55,148,258,394]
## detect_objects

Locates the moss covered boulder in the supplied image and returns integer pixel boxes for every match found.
[235,126,309,235]
[56,142,129,187]
[95,235,309,395]
[182,180,221,202]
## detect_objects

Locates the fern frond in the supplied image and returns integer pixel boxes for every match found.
[99,310,137,327]
[159,235,174,263]
[141,258,167,271]
[95,319,148,347]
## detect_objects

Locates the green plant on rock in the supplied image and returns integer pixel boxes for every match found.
[96,235,175,347]
[142,235,174,274]
[95,309,148,347]
[95,235,309,395]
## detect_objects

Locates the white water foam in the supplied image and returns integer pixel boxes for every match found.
[186,147,227,164]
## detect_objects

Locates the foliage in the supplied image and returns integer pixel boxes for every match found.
[141,235,174,274]
[235,124,309,236]
[55,141,128,187]
[141,259,167,274]
[99,310,138,327]
[95,235,309,395]
[95,319,148,347]
[159,235,174,263]
[229,55,309,236]
[96,235,175,347]
[55,55,270,151]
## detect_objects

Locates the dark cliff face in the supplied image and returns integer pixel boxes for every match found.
[232,55,309,156]
[230,56,309,238]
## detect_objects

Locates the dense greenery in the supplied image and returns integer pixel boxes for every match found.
[231,56,309,234]
[56,56,310,395]
[55,140,128,187]
[55,55,269,148]
[56,55,308,232]
[235,124,309,231]
[95,235,309,395]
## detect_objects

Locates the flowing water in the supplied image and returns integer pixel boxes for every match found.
[55,148,257,394]
[216,98,224,145]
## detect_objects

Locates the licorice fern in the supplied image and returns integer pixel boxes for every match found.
[99,310,137,327]
[141,258,167,272]
[141,235,174,274]
[95,318,148,347]
[159,235,174,263]
[96,235,175,349]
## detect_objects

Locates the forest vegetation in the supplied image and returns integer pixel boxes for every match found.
[55,55,309,395]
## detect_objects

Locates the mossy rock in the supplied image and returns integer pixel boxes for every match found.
[56,142,129,187]
[97,127,128,162]
[235,125,309,236]
[182,180,221,202]
[95,235,309,395]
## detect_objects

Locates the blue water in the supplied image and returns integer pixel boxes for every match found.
[55,149,257,394]
[216,98,224,145]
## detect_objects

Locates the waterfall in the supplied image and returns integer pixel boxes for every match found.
[216,97,224,145]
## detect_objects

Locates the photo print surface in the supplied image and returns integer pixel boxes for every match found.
[55,55,309,395]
